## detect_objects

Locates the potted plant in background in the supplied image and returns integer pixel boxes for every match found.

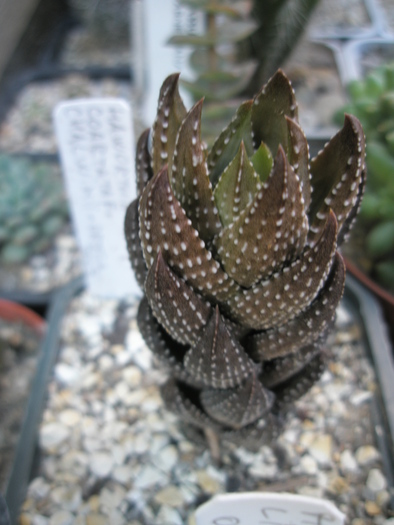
[167,0,321,143]
[0,297,45,520]
[0,153,76,304]
[334,62,394,345]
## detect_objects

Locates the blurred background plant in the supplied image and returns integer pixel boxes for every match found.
[168,0,320,143]
[69,0,130,46]
[0,155,69,265]
[335,63,394,293]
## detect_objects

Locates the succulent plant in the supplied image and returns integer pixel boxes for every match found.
[0,155,69,265]
[125,71,366,450]
[335,63,394,291]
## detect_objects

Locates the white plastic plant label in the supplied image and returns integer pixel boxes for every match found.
[194,493,346,525]
[130,0,203,125]
[54,98,140,299]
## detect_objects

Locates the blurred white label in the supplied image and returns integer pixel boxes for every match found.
[130,0,204,124]
[194,493,346,525]
[54,98,140,299]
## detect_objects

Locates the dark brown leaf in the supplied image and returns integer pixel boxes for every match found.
[222,413,282,450]
[137,298,204,388]
[161,379,222,431]
[200,372,274,429]
[151,73,187,176]
[272,352,326,411]
[139,166,239,303]
[171,100,221,242]
[136,128,154,198]
[308,114,366,246]
[124,198,147,289]
[262,344,321,389]
[225,210,338,330]
[286,117,311,211]
[184,306,256,388]
[248,252,345,360]
[251,69,298,155]
[145,251,212,346]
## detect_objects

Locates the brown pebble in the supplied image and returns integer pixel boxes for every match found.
[365,500,381,516]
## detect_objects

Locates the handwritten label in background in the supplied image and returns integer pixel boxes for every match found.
[194,493,345,525]
[54,99,140,299]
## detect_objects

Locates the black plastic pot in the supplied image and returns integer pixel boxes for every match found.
[344,275,394,496]
[2,269,393,522]
[1,276,84,525]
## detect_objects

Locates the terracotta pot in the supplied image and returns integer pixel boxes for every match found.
[0,299,46,335]
[344,256,394,347]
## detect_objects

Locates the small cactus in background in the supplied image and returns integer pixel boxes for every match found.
[168,0,320,142]
[336,63,394,291]
[125,71,366,450]
[167,0,257,144]
[0,156,69,265]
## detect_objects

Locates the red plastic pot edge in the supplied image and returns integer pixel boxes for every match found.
[0,299,46,335]
[344,256,394,307]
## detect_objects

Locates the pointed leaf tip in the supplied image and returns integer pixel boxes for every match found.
[308,113,366,245]
[145,251,212,346]
[152,73,187,176]
[214,145,308,287]
[171,98,221,242]
[200,372,274,429]
[139,165,238,303]
[184,306,256,389]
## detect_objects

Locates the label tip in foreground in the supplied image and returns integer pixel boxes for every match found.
[193,492,346,525]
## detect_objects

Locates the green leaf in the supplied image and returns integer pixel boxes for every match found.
[366,220,394,259]
[375,261,394,291]
[168,20,257,47]
[176,0,248,18]
[207,100,254,187]
[250,141,273,182]
[213,141,260,227]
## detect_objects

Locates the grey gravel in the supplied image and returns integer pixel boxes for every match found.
[19,294,393,525]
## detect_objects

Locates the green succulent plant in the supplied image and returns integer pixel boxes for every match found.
[125,71,366,450]
[0,155,69,265]
[335,63,394,292]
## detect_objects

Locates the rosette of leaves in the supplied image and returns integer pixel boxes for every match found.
[125,71,366,450]
[0,155,69,265]
[335,63,394,291]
